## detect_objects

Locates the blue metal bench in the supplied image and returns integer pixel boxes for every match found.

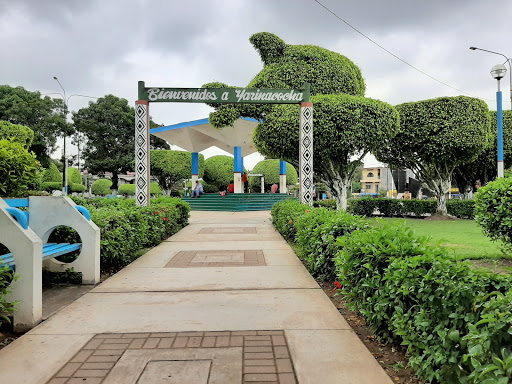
[0,196,100,331]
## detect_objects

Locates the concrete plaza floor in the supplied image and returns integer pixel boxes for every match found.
[0,211,392,384]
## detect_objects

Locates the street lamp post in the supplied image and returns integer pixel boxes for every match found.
[53,76,69,195]
[470,46,512,109]
[491,64,507,178]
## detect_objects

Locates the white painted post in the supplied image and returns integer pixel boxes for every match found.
[300,102,313,205]
[135,100,150,206]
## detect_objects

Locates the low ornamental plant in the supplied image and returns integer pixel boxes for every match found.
[0,266,18,324]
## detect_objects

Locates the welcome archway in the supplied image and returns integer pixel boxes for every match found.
[135,81,313,206]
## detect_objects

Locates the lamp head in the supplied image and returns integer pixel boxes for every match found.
[53,76,58,80]
[469,47,477,50]
[491,64,507,80]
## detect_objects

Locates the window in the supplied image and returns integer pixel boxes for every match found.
[365,184,372,190]
[367,172,374,178]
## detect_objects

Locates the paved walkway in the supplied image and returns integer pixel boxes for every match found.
[0,211,392,384]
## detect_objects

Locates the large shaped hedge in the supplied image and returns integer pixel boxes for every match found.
[376,96,491,215]
[203,155,247,189]
[249,159,298,190]
[204,32,399,209]
[150,150,204,194]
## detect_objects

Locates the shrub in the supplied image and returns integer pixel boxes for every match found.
[248,159,298,190]
[64,196,190,271]
[0,266,17,324]
[464,290,512,384]
[151,150,204,192]
[295,208,367,280]
[203,155,246,189]
[401,199,437,217]
[270,199,308,241]
[446,199,475,219]
[336,221,435,341]
[69,183,86,193]
[0,139,41,197]
[91,179,112,196]
[67,167,82,184]
[42,163,62,182]
[384,256,510,384]
[312,199,336,209]
[41,181,62,192]
[0,121,34,148]
[347,197,377,216]
[475,177,512,251]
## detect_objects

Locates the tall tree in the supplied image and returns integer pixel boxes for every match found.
[453,110,512,197]
[376,96,491,215]
[205,32,398,209]
[150,150,204,195]
[73,94,169,189]
[0,85,70,167]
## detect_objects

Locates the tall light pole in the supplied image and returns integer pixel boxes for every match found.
[491,64,507,178]
[53,76,69,194]
[470,46,512,109]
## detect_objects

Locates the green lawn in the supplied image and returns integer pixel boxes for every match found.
[368,218,508,260]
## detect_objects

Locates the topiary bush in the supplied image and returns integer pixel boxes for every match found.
[69,183,86,193]
[475,177,512,251]
[0,139,41,197]
[42,162,62,182]
[41,181,62,192]
[91,178,112,196]
[203,155,247,190]
[248,159,298,190]
[67,167,82,184]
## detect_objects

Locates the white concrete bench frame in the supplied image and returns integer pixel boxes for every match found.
[0,196,100,332]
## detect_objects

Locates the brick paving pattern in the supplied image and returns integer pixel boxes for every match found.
[46,331,297,384]
[165,250,266,267]
[199,227,257,234]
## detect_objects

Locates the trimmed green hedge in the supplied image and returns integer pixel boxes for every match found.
[271,200,512,383]
[347,198,474,219]
[69,196,190,270]
[91,179,112,196]
[248,159,298,190]
[118,182,162,196]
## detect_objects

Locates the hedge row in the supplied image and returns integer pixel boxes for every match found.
[66,196,190,271]
[271,200,512,383]
[271,199,366,280]
[312,198,475,219]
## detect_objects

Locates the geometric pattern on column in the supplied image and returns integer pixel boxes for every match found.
[299,103,313,205]
[135,100,150,206]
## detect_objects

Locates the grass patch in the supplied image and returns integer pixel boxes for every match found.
[367,217,509,260]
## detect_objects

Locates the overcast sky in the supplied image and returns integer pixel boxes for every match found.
[2,0,511,169]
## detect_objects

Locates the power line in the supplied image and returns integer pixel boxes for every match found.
[313,0,502,103]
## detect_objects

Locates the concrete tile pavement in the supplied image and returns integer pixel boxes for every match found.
[0,210,392,384]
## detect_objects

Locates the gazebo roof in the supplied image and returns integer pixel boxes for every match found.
[150,117,260,157]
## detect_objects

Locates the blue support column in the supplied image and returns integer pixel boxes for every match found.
[191,152,199,176]
[234,146,242,193]
[279,160,287,194]
[191,152,199,195]
[497,91,504,178]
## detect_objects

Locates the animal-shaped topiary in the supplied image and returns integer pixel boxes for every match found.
[205,32,365,127]
[205,32,399,210]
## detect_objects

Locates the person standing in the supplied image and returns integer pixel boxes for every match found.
[191,180,203,198]
[242,172,249,193]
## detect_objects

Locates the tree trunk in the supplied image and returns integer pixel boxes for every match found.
[433,178,451,215]
[112,172,119,190]
[331,178,350,211]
